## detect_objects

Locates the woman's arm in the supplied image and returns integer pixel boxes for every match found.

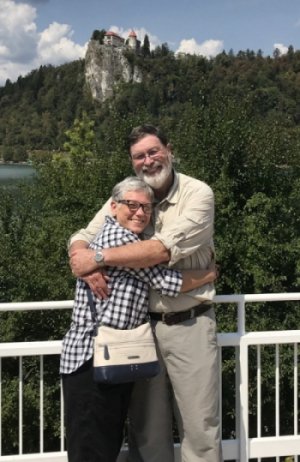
[180,263,218,292]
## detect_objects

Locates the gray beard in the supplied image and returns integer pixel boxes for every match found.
[137,161,173,190]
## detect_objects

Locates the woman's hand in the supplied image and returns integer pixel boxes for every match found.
[81,270,111,299]
[206,261,220,283]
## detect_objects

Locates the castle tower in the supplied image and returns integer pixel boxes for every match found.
[128,30,137,49]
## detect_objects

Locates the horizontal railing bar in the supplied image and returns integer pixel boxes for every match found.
[1,331,298,358]
[0,442,238,462]
[214,293,300,303]
[0,452,67,461]
[0,301,73,312]
[0,341,62,357]
[241,330,300,345]
[250,435,300,458]
[0,335,241,358]
[0,293,299,313]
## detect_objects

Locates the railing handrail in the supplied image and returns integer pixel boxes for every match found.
[1,291,299,312]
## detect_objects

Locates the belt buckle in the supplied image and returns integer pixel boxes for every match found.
[189,308,195,319]
[161,312,175,324]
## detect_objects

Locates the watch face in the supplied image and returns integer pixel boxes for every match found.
[95,251,104,263]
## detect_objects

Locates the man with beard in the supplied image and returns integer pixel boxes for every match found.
[69,124,223,462]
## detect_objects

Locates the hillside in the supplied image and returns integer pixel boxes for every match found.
[0,43,300,162]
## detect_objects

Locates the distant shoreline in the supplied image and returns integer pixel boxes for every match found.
[0,160,32,165]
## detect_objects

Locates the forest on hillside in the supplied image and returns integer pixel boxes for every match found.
[0,43,299,454]
[1,43,300,161]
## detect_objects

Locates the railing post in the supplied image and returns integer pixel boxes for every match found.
[19,357,23,455]
[294,343,298,462]
[239,337,249,462]
[238,297,247,462]
[40,355,44,453]
[0,358,2,456]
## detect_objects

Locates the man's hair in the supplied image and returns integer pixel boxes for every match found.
[111,176,154,202]
[128,124,169,150]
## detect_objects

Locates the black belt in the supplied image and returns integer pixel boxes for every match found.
[149,303,212,326]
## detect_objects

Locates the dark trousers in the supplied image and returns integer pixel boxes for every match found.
[62,359,134,462]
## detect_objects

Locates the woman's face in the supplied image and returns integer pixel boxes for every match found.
[111,190,152,234]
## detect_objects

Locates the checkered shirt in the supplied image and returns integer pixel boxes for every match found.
[60,216,182,375]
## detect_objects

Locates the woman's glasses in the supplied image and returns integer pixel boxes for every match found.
[118,200,153,214]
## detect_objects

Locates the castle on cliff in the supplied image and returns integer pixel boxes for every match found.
[85,28,143,103]
[103,30,140,51]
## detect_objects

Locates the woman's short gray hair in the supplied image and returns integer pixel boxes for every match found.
[111,176,154,202]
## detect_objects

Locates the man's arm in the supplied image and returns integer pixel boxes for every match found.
[70,239,170,277]
[154,181,215,266]
[70,181,214,277]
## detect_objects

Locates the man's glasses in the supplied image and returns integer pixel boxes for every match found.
[118,200,153,214]
[131,148,163,162]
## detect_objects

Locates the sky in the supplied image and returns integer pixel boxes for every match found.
[0,0,300,87]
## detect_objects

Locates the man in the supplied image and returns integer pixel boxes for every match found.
[69,125,223,462]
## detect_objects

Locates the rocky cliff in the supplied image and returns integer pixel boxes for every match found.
[85,40,142,103]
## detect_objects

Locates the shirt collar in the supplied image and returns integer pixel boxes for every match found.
[157,169,179,205]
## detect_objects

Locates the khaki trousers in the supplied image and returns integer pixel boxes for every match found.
[127,308,223,462]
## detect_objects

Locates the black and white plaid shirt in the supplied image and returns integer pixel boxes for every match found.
[60,216,182,375]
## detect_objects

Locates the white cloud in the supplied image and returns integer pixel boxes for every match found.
[0,0,37,63]
[37,22,87,64]
[0,0,87,86]
[108,25,160,50]
[273,43,288,55]
[176,38,223,58]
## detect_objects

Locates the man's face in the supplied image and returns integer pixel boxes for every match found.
[111,190,152,234]
[130,135,173,190]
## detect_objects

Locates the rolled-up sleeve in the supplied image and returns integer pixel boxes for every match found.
[123,265,183,296]
[153,180,214,266]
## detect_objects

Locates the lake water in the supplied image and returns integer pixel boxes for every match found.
[0,164,36,184]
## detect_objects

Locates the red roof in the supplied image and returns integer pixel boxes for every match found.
[129,30,137,37]
[105,31,121,38]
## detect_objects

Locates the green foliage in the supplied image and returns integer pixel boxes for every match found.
[0,60,95,160]
[142,34,151,57]
[91,29,106,44]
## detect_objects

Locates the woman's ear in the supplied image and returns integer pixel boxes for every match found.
[110,200,117,216]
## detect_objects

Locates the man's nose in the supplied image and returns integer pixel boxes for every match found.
[143,154,154,165]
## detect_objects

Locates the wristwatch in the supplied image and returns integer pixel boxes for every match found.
[94,250,105,267]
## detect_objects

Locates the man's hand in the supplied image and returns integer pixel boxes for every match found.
[69,247,99,277]
[81,270,111,299]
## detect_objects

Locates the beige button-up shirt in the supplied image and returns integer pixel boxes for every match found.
[69,171,215,313]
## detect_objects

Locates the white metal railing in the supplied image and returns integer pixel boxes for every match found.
[0,293,299,462]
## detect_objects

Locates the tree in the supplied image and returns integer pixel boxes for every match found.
[142,34,151,57]
[91,29,106,44]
